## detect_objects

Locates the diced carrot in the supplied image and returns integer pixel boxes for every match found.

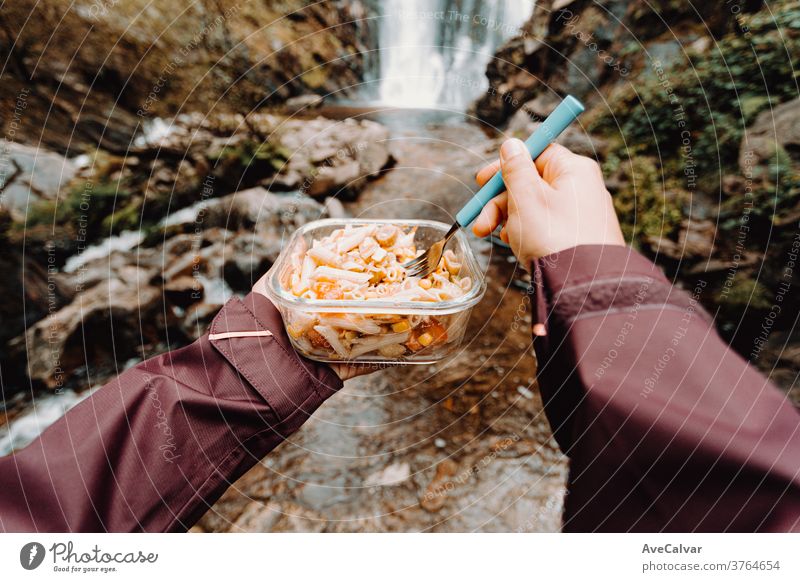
[312,281,343,300]
[307,329,331,349]
[419,319,447,344]
[405,335,423,352]
[406,318,447,351]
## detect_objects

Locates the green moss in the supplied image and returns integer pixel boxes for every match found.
[25,178,134,239]
[588,0,800,267]
[604,150,686,242]
[210,138,289,171]
[714,273,773,310]
[101,198,143,232]
[591,0,800,197]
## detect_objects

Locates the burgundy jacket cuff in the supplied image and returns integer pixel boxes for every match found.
[531,244,710,338]
[209,292,343,424]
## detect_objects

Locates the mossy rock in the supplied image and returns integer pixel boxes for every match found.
[714,272,773,310]
[604,151,687,242]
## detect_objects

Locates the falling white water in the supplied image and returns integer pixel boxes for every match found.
[376,0,535,109]
[0,388,99,455]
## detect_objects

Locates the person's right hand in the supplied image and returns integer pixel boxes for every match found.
[472,140,625,267]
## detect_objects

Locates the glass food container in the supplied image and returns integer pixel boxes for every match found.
[264,219,486,364]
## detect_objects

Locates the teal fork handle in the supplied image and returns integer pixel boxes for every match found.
[455,94,585,227]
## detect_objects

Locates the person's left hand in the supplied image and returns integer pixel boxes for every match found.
[252,272,380,381]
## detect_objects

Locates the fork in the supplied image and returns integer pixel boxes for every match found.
[403,95,586,278]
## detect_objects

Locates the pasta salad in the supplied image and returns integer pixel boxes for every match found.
[281,224,473,361]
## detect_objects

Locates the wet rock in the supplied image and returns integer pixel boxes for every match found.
[2,2,370,154]
[0,140,76,221]
[647,219,717,260]
[419,459,459,513]
[164,276,203,308]
[270,117,393,198]
[515,93,562,120]
[12,177,329,389]
[223,234,281,293]
[364,462,411,487]
[181,302,222,341]
[0,249,72,345]
[199,187,328,232]
[132,111,392,201]
[741,97,800,173]
[323,196,348,219]
[284,94,325,113]
[306,161,361,198]
[473,0,759,126]
[0,246,74,393]
[11,280,164,389]
[159,250,205,282]
[231,501,283,532]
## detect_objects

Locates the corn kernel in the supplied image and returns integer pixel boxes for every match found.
[392,320,410,333]
[419,278,432,289]
[417,332,434,347]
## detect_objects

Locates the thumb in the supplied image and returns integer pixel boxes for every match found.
[499,138,544,214]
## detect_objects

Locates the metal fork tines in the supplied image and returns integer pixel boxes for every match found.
[402,222,460,278]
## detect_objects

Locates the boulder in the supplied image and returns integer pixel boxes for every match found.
[223,234,282,293]
[0,249,72,347]
[269,117,393,197]
[0,140,76,221]
[472,0,762,126]
[11,279,164,389]
[284,94,325,114]
[164,276,204,308]
[646,219,716,260]
[181,302,223,341]
[740,97,800,174]
[198,186,329,233]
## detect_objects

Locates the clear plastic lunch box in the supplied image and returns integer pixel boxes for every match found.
[264,219,487,364]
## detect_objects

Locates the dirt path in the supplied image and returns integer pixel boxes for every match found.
[196,112,568,532]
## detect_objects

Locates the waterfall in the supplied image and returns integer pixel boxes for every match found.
[372,0,534,109]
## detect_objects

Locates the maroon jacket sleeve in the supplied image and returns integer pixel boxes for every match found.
[531,245,800,532]
[0,293,342,532]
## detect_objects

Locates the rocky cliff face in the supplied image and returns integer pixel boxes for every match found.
[0,0,372,154]
[474,0,800,393]
[0,110,392,393]
[473,0,766,125]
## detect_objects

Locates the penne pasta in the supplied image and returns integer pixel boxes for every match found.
[313,325,349,358]
[281,224,475,361]
[313,266,373,284]
[349,331,410,358]
[316,314,382,334]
